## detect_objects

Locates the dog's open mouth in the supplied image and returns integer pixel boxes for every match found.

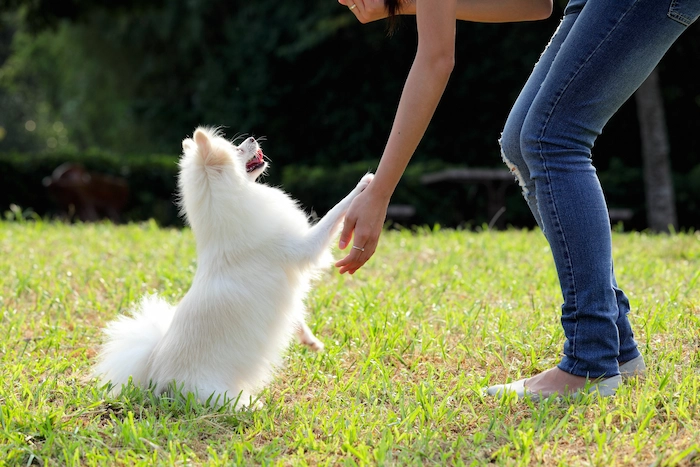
[246,149,265,173]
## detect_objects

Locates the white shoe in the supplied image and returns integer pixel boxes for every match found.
[485,374,622,400]
[619,355,646,378]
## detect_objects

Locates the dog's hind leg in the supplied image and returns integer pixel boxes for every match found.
[295,319,324,352]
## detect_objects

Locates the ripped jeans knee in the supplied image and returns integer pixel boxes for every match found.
[498,130,542,226]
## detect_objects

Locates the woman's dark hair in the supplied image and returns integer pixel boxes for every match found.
[384,0,403,35]
[385,0,402,17]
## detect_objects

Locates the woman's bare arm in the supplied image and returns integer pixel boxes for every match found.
[335,0,457,274]
[339,0,553,24]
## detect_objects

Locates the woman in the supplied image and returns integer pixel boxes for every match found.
[335,0,699,397]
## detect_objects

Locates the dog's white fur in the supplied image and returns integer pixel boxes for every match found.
[92,127,373,408]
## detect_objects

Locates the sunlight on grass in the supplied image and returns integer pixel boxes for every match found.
[1,220,698,466]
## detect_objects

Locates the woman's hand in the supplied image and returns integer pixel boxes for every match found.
[335,185,390,274]
[337,0,392,23]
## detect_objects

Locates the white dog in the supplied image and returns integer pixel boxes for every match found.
[93,127,373,408]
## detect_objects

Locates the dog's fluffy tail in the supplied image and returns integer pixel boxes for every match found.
[93,294,175,394]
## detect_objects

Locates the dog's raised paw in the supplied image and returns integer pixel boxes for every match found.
[357,173,375,191]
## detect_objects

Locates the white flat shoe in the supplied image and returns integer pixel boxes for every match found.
[485,378,530,398]
[619,355,646,378]
[485,374,622,400]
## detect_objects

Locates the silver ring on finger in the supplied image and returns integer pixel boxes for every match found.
[352,245,365,252]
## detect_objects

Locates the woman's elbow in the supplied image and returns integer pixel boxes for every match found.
[418,47,454,78]
[531,0,554,20]
[433,54,455,80]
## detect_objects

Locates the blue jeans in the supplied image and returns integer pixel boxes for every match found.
[500,0,700,378]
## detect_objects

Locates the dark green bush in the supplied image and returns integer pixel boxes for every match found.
[0,151,528,228]
[280,160,535,229]
[1,151,698,231]
[0,150,181,225]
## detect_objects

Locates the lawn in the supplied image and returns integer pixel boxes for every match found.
[1,219,699,466]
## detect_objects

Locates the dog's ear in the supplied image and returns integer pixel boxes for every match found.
[194,128,212,157]
[182,138,195,153]
[193,127,228,169]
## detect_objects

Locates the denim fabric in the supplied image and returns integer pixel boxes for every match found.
[499,0,699,378]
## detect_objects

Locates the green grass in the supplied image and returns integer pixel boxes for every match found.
[1,219,699,466]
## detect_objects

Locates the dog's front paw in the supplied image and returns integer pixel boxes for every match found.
[356,173,374,192]
[303,337,325,352]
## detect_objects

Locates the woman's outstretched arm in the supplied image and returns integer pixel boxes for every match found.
[339,0,553,24]
[335,0,457,274]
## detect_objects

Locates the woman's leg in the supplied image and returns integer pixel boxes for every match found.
[498,0,699,389]
[500,3,571,228]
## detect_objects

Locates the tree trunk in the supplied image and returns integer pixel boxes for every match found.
[634,66,678,233]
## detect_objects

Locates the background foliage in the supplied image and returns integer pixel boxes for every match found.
[1,0,699,229]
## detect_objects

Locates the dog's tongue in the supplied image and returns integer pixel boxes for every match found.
[246,149,264,171]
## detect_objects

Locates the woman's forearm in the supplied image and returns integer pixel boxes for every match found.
[368,0,456,201]
[369,56,453,201]
[338,0,552,24]
[401,0,553,22]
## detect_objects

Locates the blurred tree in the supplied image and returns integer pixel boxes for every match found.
[0,13,152,153]
[1,0,699,228]
[0,0,165,32]
[0,0,561,162]
[635,67,677,233]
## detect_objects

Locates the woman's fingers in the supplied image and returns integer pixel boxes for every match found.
[336,231,375,274]
[338,0,388,23]
[345,0,364,19]
[334,189,387,274]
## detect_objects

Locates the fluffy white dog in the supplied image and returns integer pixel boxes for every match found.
[93,127,373,408]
